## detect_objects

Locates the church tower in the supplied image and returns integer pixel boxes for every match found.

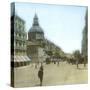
[27,14,46,63]
[28,14,44,43]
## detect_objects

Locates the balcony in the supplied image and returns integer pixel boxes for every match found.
[15,36,26,41]
[14,46,26,50]
[14,29,26,35]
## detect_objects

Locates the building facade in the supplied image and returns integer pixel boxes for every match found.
[81,9,88,60]
[11,3,30,67]
[27,14,46,63]
[27,14,64,63]
[14,15,26,55]
[27,41,46,63]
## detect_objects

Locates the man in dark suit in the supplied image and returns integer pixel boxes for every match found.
[38,65,43,86]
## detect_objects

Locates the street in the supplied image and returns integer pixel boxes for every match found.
[14,62,88,87]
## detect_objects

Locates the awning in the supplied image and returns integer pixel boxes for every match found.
[12,55,31,62]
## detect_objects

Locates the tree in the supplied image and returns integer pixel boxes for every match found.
[46,58,51,64]
[73,50,81,68]
[73,50,81,59]
[45,50,53,64]
[46,51,53,56]
[54,52,60,58]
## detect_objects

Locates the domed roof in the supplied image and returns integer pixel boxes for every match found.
[29,26,44,33]
[29,14,44,33]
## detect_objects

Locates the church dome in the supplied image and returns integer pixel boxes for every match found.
[29,14,44,33]
[29,26,44,33]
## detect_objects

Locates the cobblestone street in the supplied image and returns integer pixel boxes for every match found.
[14,62,88,87]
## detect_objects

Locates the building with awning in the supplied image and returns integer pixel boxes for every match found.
[11,3,31,67]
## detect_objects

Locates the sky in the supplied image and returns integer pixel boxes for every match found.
[13,2,86,53]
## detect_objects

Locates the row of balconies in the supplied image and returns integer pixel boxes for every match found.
[15,36,26,41]
[14,42,26,47]
[14,26,24,32]
[14,28,26,34]
[14,31,26,38]
[14,46,26,50]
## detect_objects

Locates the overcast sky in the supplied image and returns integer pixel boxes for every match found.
[14,2,86,53]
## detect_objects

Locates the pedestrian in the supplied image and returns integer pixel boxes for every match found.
[76,59,79,69]
[83,57,86,67]
[35,64,37,69]
[38,65,43,86]
[57,60,59,66]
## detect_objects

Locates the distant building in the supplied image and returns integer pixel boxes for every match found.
[11,3,30,67]
[44,39,61,53]
[81,9,88,59]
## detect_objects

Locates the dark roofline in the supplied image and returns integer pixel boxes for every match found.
[15,15,25,23]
